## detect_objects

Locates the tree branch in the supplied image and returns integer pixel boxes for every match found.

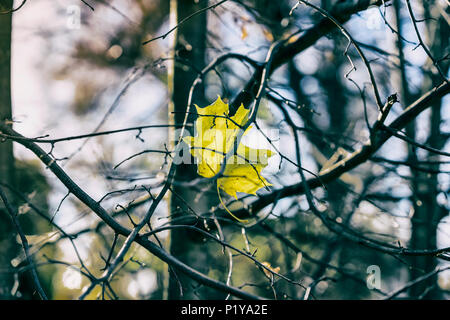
[0,122,264,300]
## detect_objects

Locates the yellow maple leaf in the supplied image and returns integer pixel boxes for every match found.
[183,96,275,220]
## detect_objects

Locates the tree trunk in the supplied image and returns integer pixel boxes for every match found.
[396,0,449,299]
[166,0,213,299]
[0,0,17,299]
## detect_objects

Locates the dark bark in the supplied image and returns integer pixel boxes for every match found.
[167,0,216,300]
[0,0,16,299]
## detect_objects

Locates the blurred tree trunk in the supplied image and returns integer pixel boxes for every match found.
[406,0,449,299]
[166,0,213,299]
[311,42,350,286]
[392,0,427,298]
[0,0,16,299]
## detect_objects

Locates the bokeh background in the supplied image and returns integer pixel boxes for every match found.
[0,0,449,299]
